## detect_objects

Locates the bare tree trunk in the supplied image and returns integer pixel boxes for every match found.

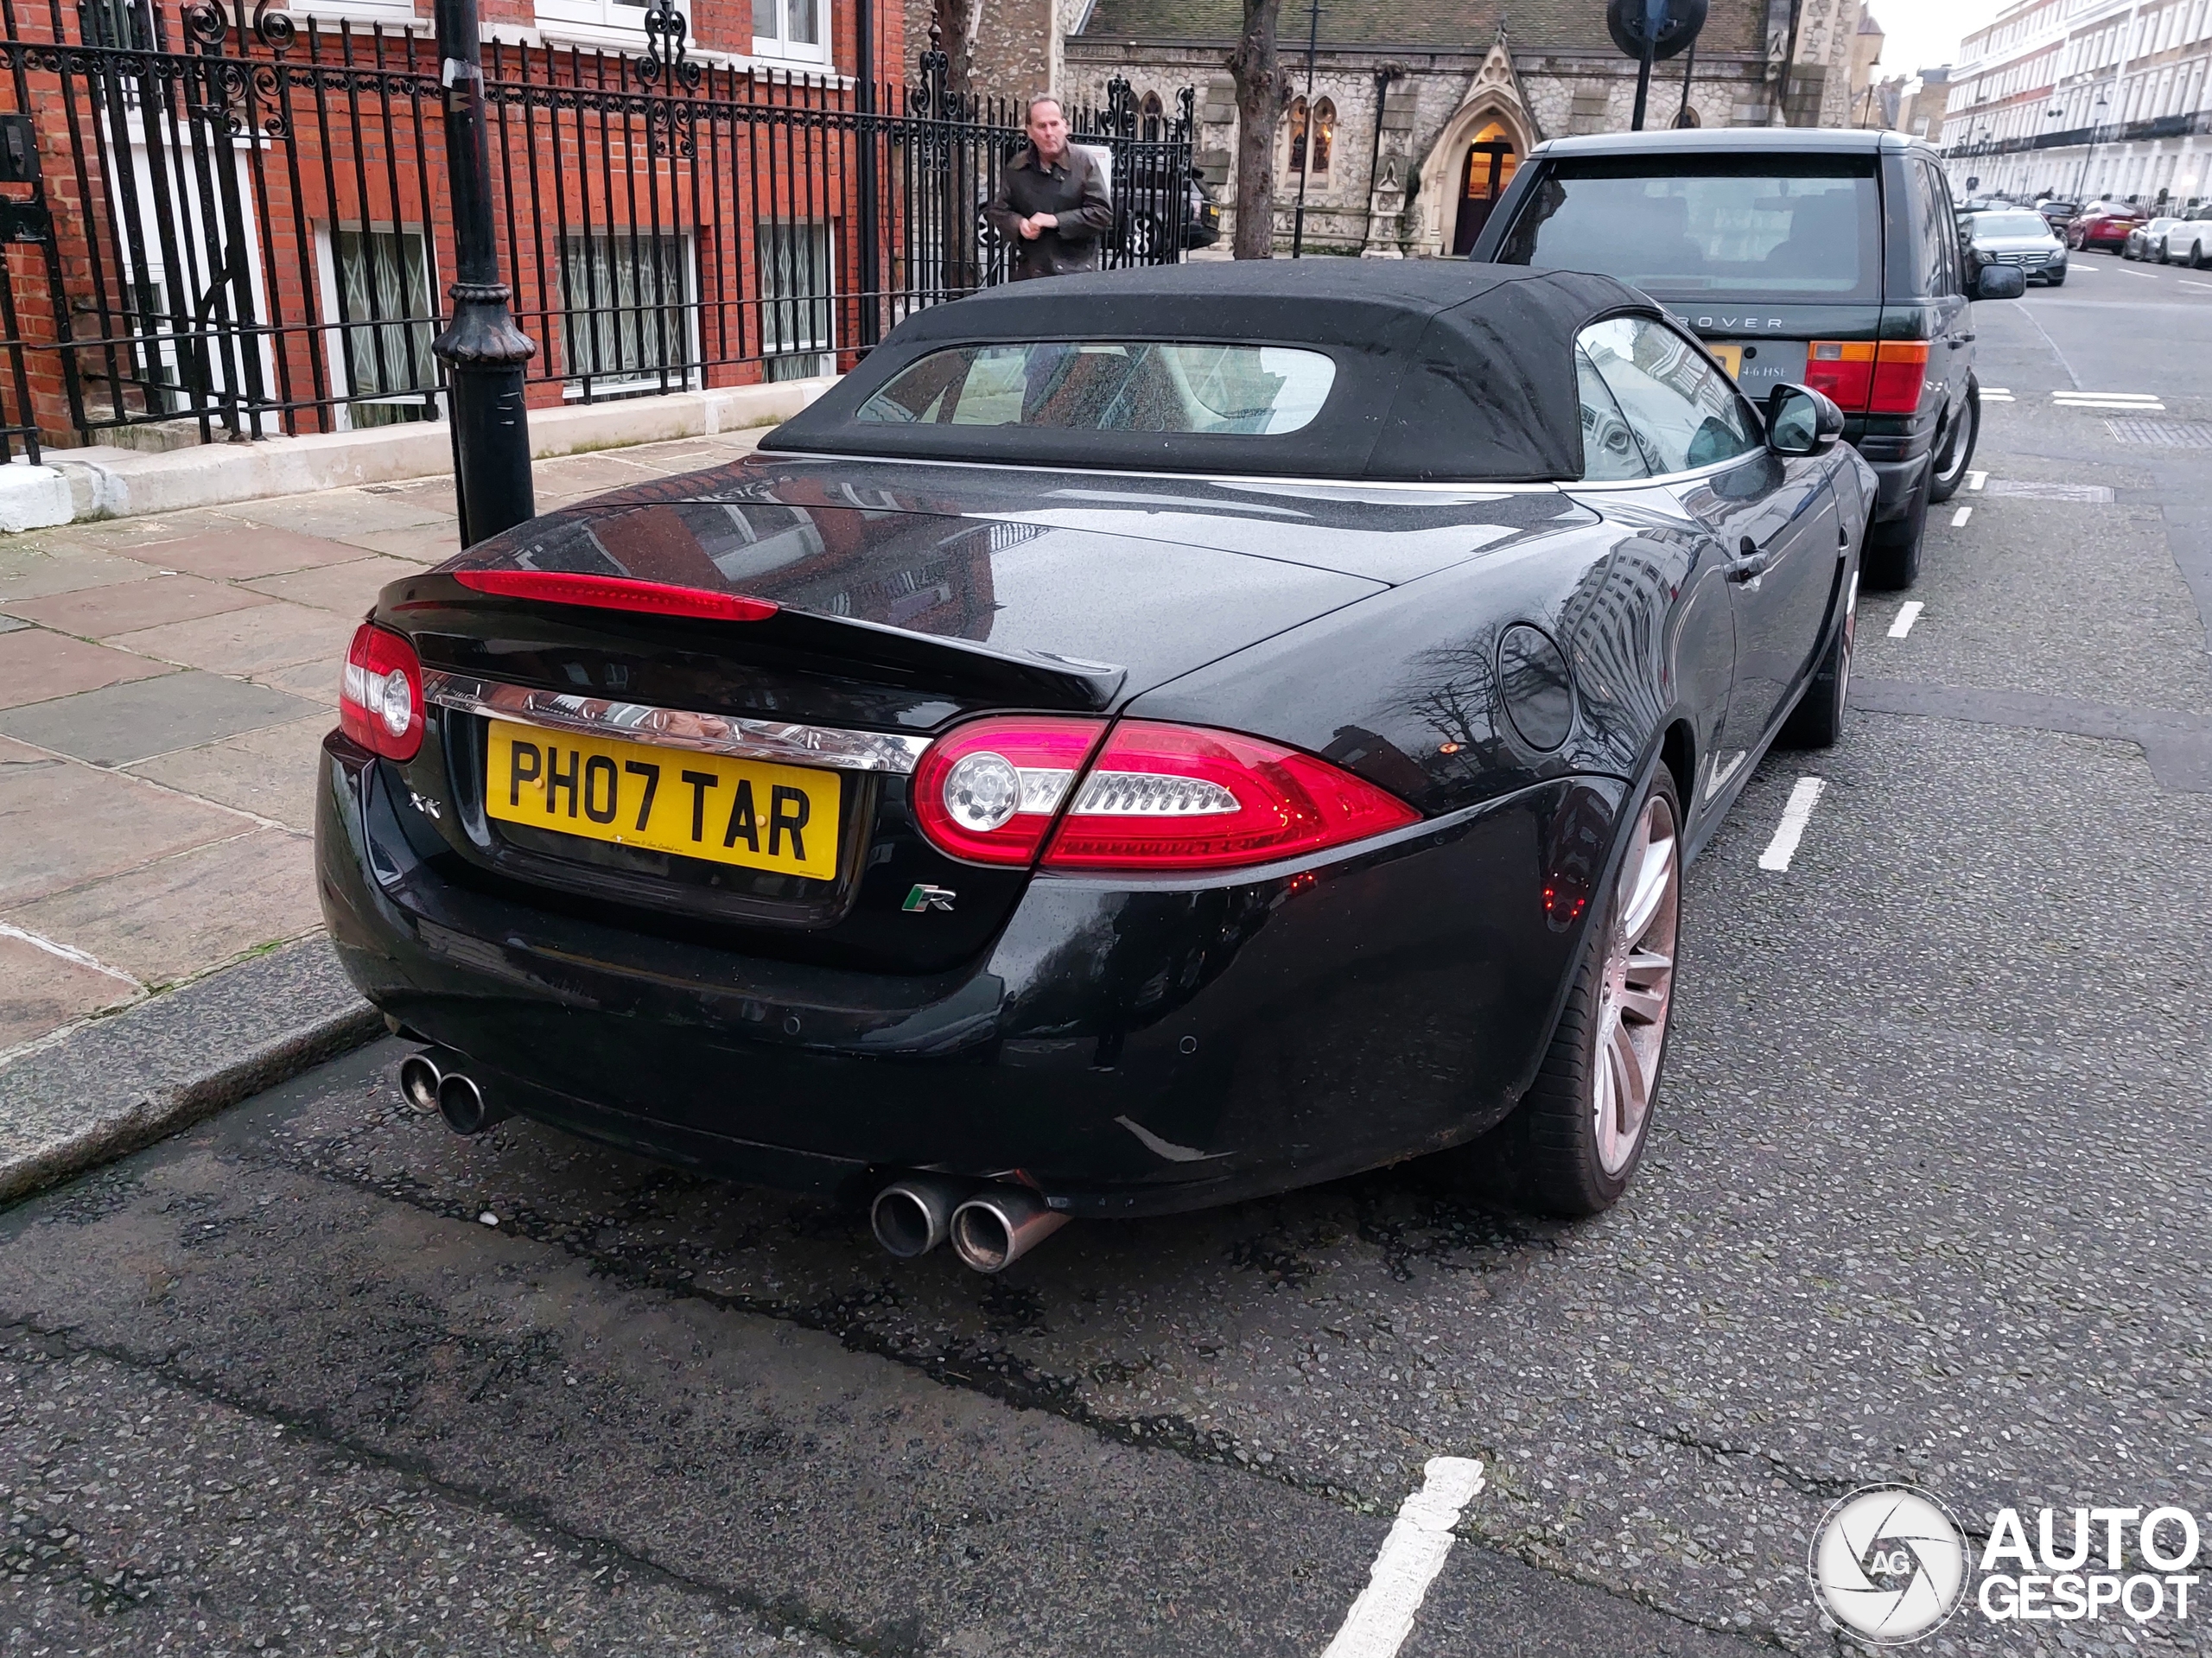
[1227,0,1282,258]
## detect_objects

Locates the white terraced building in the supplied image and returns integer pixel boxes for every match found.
[1939,0,2212,210]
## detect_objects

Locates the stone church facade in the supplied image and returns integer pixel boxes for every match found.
[914,0,1867,257]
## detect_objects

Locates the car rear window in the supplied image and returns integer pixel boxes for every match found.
[1496,156,1882,300]
[855,342,1338,435]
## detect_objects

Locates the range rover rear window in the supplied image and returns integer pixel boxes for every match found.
[1497,156,1882,302]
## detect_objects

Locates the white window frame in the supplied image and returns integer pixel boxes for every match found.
[283,0,417,24]
[531,0,656,47]
[556,228,702,399]
[750,0,830,65]
[756,219,836,378]
[315,220,445,432]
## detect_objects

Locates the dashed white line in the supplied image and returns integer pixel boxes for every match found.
[2053,392,2166,410]
[1888,600,1924,638]
[1981,391,2017,403]
[1756,778,1827,873]
[1966,470,1987,491]
[2180,279,2212,291]
[1951,506,1973,527]
[1320,1458,1486,1658]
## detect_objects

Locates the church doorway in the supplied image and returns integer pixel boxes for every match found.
[1453,124,1518,255]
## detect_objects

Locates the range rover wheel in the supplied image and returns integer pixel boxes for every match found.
[1926,381,1980,505]
[1863,473,1929,590]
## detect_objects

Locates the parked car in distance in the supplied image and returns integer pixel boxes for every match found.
[317,261,1872,1255]
[1470,126,2024,590]
[1963,208,2069,286]
[2124,216,2185,259]
[2158,211,2212,268]
[2067,201,2145,250]
[2037,199,2081,232]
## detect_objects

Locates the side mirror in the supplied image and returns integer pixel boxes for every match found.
[1974,263,2027,301]
[1766,384,1845,456]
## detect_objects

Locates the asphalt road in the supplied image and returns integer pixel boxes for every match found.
[4,264,2211,1658]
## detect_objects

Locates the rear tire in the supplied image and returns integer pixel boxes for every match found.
[1452,771,1684,1218]
[1863,472,1929,591]
[1781,573,1855,749]
[1925,383,1980,504]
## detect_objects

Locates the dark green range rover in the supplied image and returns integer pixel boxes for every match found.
[1471,128,2025,589]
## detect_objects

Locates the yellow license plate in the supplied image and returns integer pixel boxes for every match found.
[485,720,841,880]
[1707,343,1745,380]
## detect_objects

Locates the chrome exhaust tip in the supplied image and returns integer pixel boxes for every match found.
[435,1070,511,1136]
[949,1185,1068,1274]
[397,1052,443,1113]
[870,1176,970,1258]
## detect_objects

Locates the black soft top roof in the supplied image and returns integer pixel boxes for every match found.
[759,260,1657,484]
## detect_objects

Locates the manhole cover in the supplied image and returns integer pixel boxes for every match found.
[2106,418,2212,448]
[1982,480,2115,501]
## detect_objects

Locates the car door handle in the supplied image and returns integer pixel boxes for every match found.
[1726,535,1772,582]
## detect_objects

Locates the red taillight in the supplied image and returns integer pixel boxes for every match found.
[1046,721,1421,873]
[1804,340,1927,415]
[912,716,1422,873]
[453,569,779,623]
[1866,340,1929,415]
[910,715,1111,866]
[339,622,424,761]
[1803,340,1873,410]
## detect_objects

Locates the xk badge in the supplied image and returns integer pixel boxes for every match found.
[902,883,956,913]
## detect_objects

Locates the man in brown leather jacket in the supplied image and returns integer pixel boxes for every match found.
[985,96,1113,281]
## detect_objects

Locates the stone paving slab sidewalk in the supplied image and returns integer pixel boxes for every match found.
[0,427,767,1070]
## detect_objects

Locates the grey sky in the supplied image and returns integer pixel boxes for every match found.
[1860,0,2004,79]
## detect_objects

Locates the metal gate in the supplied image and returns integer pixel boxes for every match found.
[0,0,1196,448]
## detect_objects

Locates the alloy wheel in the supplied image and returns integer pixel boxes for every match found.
[1591,791,1681,1175]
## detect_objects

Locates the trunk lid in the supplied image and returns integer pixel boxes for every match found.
[376,462,1394,975]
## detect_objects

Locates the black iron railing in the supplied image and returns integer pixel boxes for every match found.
[0,0,1193,447]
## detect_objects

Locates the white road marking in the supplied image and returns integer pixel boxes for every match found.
[2053,393,2166,410]
[1984,480,2116,502]
[0,920,139,986]
[1981,391,2017,402]
[1888,600,1924,638]
[1951,506,1973,527]
[1756,778,1827,873]
[1966,470,1987,490]
[2180,280,2212,291]
[1320,1458,1486,1658]
[2117,267,2160,279]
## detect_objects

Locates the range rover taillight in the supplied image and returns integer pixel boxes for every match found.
[1805,340,1929,416]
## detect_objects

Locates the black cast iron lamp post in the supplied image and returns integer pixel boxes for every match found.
[430,0,537,547]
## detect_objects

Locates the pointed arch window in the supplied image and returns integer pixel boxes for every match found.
[1287,96,1336,176]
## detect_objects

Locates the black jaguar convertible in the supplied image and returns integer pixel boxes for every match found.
[316,261,1870,1271]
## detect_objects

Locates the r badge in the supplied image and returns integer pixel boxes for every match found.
[903,883,956,913]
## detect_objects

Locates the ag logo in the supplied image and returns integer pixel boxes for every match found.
[1808,1484,1970,1644]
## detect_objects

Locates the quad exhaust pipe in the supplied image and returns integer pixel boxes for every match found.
[397,1049,512,1137]
[870,1176,1067,1272]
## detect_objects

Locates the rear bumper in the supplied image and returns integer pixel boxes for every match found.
[316,734,1625,1217]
